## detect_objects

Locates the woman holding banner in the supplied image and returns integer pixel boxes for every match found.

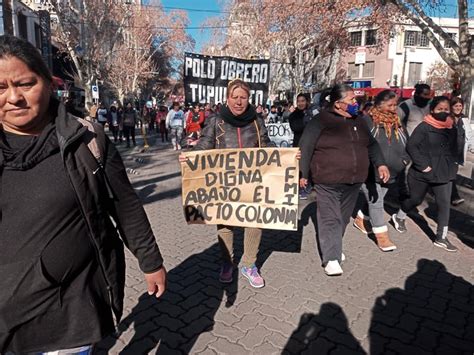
[180,79,273,288]
[299,84,389,276]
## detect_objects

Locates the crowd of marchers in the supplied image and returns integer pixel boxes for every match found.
[0,33,471,355]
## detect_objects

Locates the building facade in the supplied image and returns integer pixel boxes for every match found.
[1,0,41,48]
[338,17,474,94]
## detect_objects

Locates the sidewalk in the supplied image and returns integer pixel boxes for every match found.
[95,133,474,355]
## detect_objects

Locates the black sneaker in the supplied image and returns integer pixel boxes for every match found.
[433,237,458,252]
[391,214,407,233]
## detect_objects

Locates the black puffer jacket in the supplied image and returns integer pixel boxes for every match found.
[407,121,462,183]
[195,113,273,150]
[362,115,410,184]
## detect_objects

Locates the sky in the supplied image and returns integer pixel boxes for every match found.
[160,0,223,51]
[156,0,466,53]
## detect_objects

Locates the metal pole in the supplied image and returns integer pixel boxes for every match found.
[400,47,407,97]
[469,80,474,124]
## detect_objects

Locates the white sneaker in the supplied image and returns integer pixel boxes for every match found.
[341,253,346,262]
[324,260,343,276]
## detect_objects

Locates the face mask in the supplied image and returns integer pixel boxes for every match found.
[347,102,360,116]
[414,95,430,107]
[432,112,450,122]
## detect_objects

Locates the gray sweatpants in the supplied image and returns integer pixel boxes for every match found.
[360,182,389,229]
[314,183,362,264]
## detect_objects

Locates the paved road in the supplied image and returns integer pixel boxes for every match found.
[95,134,474,355]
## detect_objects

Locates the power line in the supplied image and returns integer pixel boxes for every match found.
[161,6,229,14]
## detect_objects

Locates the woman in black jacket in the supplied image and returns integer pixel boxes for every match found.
[182,79,273,289]
[299,84,389,276]
[392,96,463,252]
[353,90,409,252]
[289,93,313,199]
[0,36,166,354]
[289,93,311,148]
[450,97,469,206]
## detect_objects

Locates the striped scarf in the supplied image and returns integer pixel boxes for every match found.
[369,106,401,142]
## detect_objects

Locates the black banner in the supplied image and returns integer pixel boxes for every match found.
[183,52,270,106]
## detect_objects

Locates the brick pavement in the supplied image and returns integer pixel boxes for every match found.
[95,133,474,355]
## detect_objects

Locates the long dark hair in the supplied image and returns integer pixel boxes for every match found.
[296,93,309,110]
[0,35,52,83]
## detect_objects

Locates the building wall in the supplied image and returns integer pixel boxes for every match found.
[387,18,468,89]
[5,0,40,47]
[338,18,474,91]
[338,43,393,88]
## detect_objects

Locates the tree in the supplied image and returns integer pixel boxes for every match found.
[381,0,473,111]
[49,0,132,108]
[105,5,192,104]
[202,0,397,98]
[426,61,452,94]
[47,0,193,109]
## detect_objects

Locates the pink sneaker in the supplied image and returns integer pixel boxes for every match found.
[219,263,233,283]
[241,265,265,288]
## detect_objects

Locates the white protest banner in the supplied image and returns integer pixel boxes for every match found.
[181,148,299,231]
[267,123,294,147]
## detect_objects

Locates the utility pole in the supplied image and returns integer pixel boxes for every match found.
[400,46,408,96]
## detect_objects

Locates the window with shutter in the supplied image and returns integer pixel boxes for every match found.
[365,30,377,46]
[408,62,422,86]
[348,62,360,79]
[419,33,430,47]
[350,31,363,47]
[404,31,417,46]
[362,61,375,77]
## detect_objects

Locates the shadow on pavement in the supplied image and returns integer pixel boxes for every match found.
[132,172,182,188]
[423,204,474,249]
[95,222,308,354]
[298,201,325,261]
[282,303,366,354]
[141,187,182,204]
[369,259,474,354]
[95,243,237,354]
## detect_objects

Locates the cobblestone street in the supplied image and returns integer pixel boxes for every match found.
[95,135,474,355]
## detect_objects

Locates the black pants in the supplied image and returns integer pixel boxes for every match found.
[123,126,136,146]
[160,122,168,142]
[110,125,119,142]
[451,181,461,202]
[314,183,362,264]
[401,175,452,236]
